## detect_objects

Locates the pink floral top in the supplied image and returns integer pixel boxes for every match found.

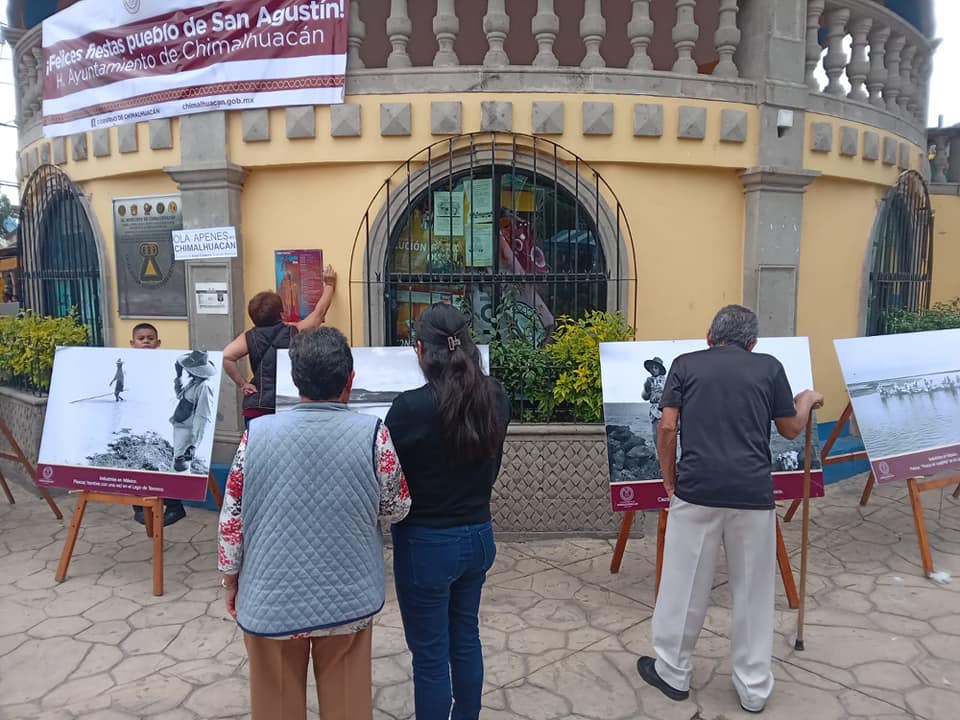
[218,424,411,639]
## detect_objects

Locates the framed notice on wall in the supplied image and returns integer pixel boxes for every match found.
[275,250,324,323]
[114,194,187,318]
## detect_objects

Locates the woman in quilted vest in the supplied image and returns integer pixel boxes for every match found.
[385,303,512,720]
[222,265,337,429]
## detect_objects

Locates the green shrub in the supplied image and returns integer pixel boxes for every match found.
[0,312,89,392]
[490,339,557,422]
[884,298,960,334]
[544,310,636,423]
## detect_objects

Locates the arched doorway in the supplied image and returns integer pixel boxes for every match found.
[18,165,105,346]
[865,170,934,336]
[351,133,635,346]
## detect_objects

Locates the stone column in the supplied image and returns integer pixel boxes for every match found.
[823,8,850,97]
[580,0,606,69]
[165,113,248,453]
[713,0,741,79]
[386,0,412,68]
[932,134,948,184]
[883,34,906,112]
[532,0,559,68]
[347,0,366,69]
[741,168,820,337]
[483,0,510,67]
[433,0,459,67]
[804,0,825,91]
[627,1,654,71]
[845,15,873,102]
[735,0,818,336]
[866,25,891,109]
[671,0,699,75]
[949,135,960,184]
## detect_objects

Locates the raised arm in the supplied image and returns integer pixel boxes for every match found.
[223,332,255,395]
[774,390,825,440]
[295,265,337,332]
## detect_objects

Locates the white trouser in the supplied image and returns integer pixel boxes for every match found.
[651,495,776,711]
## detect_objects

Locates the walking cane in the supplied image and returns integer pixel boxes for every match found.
[69,392,117,404]
[794,414,814,651]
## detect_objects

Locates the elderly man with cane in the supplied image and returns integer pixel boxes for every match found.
[636,305,823,714]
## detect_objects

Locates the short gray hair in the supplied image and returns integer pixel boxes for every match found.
[708,305,758,350]
[289,327,354,401]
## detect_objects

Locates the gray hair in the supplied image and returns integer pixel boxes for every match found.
[708,305,758,350]
[289,327,354,401]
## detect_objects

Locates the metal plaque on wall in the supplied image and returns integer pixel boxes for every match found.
[114,194,187,318]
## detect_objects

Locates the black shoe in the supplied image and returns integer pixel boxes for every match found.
[740,701,765,714]
[133,506,145,525]
[174,456,189,472]
[163,503,186,526]
[636,656,689,702]
[184,445,196,461]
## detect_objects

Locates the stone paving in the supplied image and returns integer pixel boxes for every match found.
[0,473,958,720]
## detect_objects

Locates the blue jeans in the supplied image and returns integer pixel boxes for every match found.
[391,521,496,720]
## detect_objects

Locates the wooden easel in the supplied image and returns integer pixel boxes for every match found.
[610,509,800,608]
[785,401,960,576]
[55,473,222,596]
[0,417,62,519]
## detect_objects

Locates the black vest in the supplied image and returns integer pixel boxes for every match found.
[243,324,297,412]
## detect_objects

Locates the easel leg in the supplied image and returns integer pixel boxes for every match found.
[776,519,799,610]
[907,478,934,577]
[152,500,164,596]
[38,487,63,520]
[0,468,14,505]
[207,473,223,510]
[953,482,960,499]
[859,471,876,507]
[783,498,801,523]
[55,493,89,583]
[654,509,667,599]
[609,511,635,574]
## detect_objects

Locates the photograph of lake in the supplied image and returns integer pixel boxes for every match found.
[835,330,960,472]
[277,345,490,420]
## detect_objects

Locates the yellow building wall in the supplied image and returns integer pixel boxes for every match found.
[797,177,886,419]
[78,174,190,350]
[931,194,960,303]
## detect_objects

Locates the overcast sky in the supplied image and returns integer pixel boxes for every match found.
[0,0,958,205]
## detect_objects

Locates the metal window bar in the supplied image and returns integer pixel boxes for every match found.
[349,132,638,420]
[867,170,934,336]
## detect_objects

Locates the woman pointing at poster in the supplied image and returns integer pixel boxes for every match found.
[222,265,336,428]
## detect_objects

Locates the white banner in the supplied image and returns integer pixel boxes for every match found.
[172,226,237,260]
[42,0,348,138]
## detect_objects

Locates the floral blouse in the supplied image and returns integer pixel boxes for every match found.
[218,424,411,639]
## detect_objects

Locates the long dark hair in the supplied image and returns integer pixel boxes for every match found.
[415,303,501,463]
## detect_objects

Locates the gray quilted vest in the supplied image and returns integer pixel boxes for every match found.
[237,403,385,637]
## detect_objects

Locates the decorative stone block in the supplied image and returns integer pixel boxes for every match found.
[480,101,512,132]
[532,102,564,135]
[863,131,880,161]
[380,103,412,136]
[677,106,706,140]
[582,102,614,135]
[53,137,67,165]
[242,109,270,142]
[898,142,909,169]
[430,102,461,135]
[633,103,663,137]
[118,124,138,153]
[719,109,748,143]
[286,105,316,139]
[149,119,173,150]
[71,133,88,161]
[882,136,897,165]
[839,126,858,157]
[330,104,362,137]
[93,129,111,157]
[39,143,50,165]
[810,122,833,153]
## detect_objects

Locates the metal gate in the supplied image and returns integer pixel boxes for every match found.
[349,133,636,347]
[865,170,934,336]
[18,165,104,346]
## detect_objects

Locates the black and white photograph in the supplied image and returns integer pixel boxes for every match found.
[834,329,960,483]
[600,337,823,488]
[36,347,223,500]
[276,345,491,420]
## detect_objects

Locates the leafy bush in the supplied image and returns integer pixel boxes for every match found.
[490,339,557,422]
[544,311,636,423]
[0,312,89,392]
[884,298,960,334]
